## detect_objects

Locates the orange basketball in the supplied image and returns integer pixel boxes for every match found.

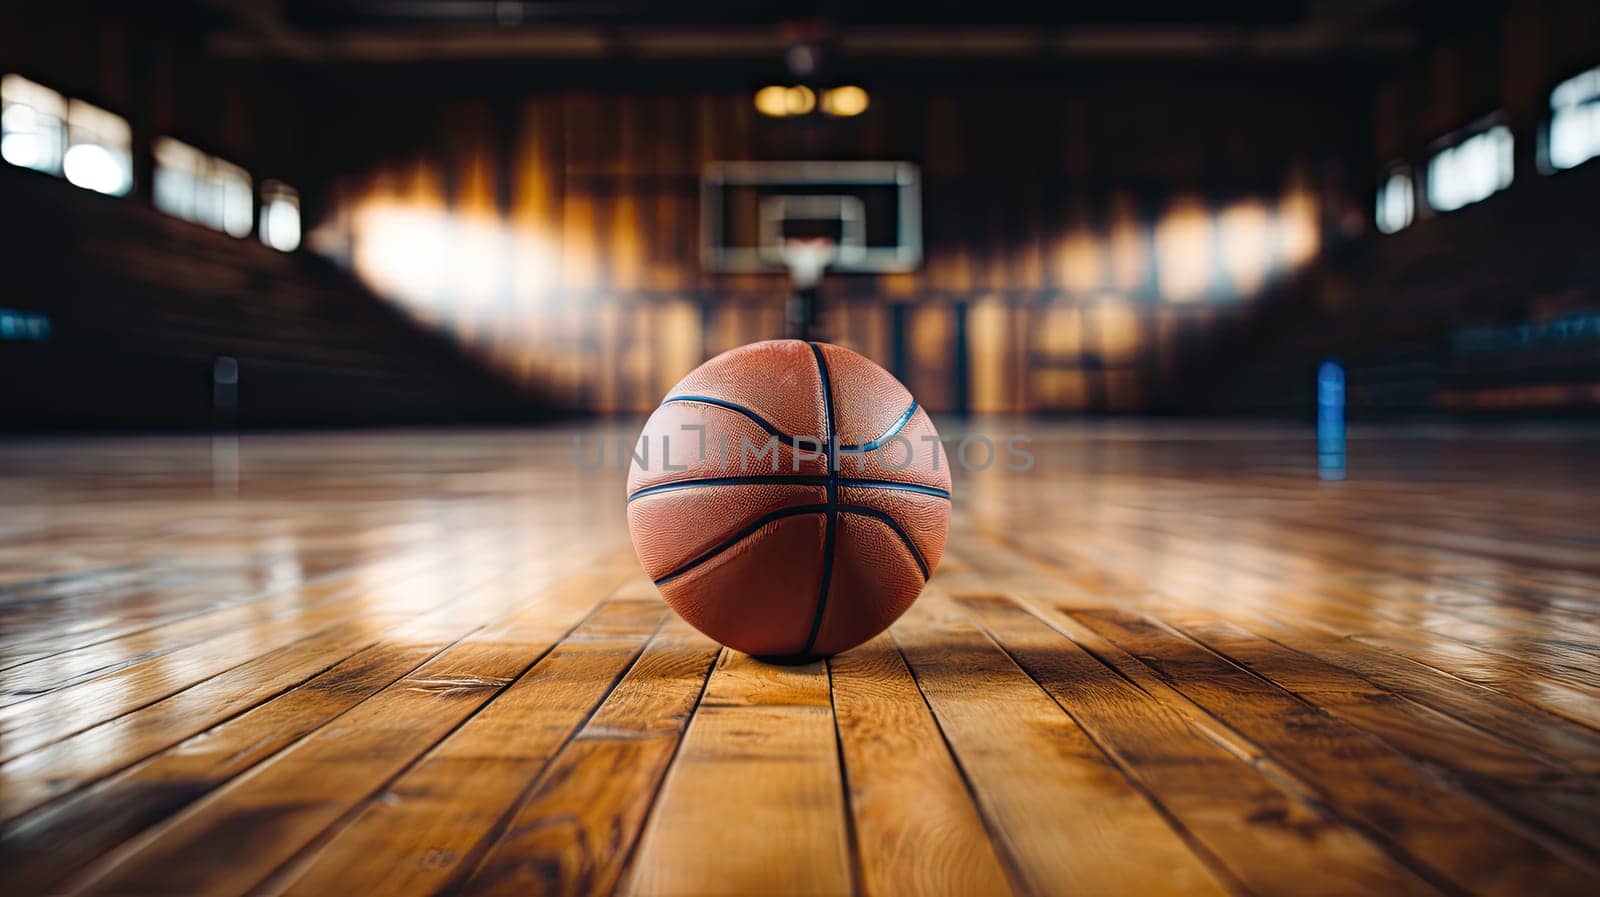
[627,340,951,662]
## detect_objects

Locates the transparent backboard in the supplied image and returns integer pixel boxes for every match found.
[700,161,922,274]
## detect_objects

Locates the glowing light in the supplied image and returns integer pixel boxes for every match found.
[515,228,566,302]
[1154,197,1212,301]
[1,132,38,167]
[1057,229,1102,293]
[1549,103,1600,170]
[2,104,40,168]
[454,215,508,308]
[1551,67,1600,108]
[755,85,789,117]
[754,84,817,117]
[1374,168,1414,234]
[821,86,869,117]
[352,202,449,308]
[222,176,253,237]
[1,75,65,174]
[1426,125,1513,212]
[1217,200,1272,294]
[1,101,35,132]
[63,99,131,195]
[1088,298,1140,362]
[785,85,815,115]
[1037,306,1083,357]
[154,137,252,237]
[63,143,129,195]
[1548,66,1600,171]
[1279,186,1320,267]
[260,183,301,252]
[1106,194,1145,292]
[4,86,133,195]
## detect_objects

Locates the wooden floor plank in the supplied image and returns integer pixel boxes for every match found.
[5,424,1599,896]
[1072,609,1600,897]
[960,543,1600,866]
[965,596,1445,897]
[0,613,377,761]
[0,519,473,665]
[1070,508,1600,721]
[992,527,1600,773]
[0,548,436,672]
[63,574,629,896]
[828,633,1015,897]
[892,595,1231,897]
[0,562,625,823]
[0,545,528,762]
[0,618,400,823]
[0,550,446,704]
[1259,625,1600,774]
[1167,614,1600,857]
[1349,629,1600,731]
[455,617,721,897]
[0,640,443,896]
[271,600,665,897]
[619,650,853,897]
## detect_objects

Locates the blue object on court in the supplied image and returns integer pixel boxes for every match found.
[1317,360,1346,481]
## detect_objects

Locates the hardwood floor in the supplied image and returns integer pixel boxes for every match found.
[1,421,1597,896]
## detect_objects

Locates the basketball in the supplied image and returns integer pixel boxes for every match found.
[627,339,951,661]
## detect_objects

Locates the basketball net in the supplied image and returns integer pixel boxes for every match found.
[778,237,838,290]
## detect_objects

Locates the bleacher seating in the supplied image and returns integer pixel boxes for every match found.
[0,167,537,429]
[1183,162,1600,417]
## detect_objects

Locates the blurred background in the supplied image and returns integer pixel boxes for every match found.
[0,0,1595,430]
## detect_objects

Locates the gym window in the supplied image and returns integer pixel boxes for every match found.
[154,137,253,237]
[1426,124,1513,213]
[1375,166,1414,234]
[1,74,66,175]
[64,99,132,195]
[1546,65,1600,172]
[259,181,301,252]
[2,76,132,196]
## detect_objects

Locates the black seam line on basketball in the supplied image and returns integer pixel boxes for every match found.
[628,475,829,501]
[803,341,838,658]
[837,400,918,452]
[625,476,950,503]
[660,395,795,441]
[835,505,931,580]
[660,394,918,456]
[651,504,830,586]
[837,478,949,499]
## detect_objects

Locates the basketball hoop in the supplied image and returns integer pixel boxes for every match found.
[778,236,838,290]
[698,162,925,338]
[777,237,837,340]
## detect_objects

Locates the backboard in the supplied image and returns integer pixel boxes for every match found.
[700,161,922,275]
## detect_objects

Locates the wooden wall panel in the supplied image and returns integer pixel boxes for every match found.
[315,85,1345,413]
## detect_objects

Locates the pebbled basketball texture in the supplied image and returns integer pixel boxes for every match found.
[627,340,951,662]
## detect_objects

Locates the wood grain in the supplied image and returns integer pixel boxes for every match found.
[619,651,854,897]
[963,595,1443,897]
[456,616,720,897]
[1072,608,1599,896]
[3,424,1598,897]
[829,633,1015,897]
[893,595,1231,897]
[0,549,447,702]
[0,640,441,895]
[274,600,665,897]
[61,572,633,895]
